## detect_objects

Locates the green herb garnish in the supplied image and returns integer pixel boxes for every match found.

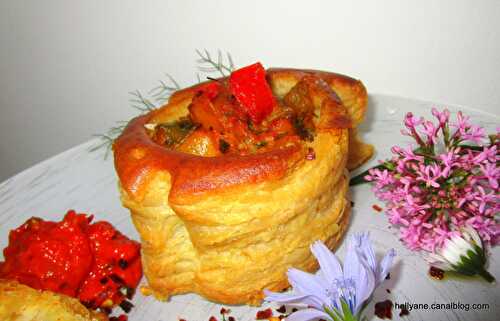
[219,139,230,153]
[156,118,197,147]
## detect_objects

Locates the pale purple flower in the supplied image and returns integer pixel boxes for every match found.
[424,227,452,252]
[479,162,499,189]
[392,145,424,163]
[352,232,396,286]
[462,125,486,144]
[490,223,500,246]
[474,186,497,213]
[466,216,499,243]
[264,235,395,321]
[422,120,439,145]
[366,168,393,188]
[432,107,450,126]
[473,145,498,163]
[404,112,423,129]
[451,111,471,135]
[415,164,441,188]
[403,194,431,215]
[360,108,499,253]
[403,112,426,146]
[400,128,411,137]
[438,149,460,178]
[439,150,454,166]
[398,176,413,193]
[388,208,410,226]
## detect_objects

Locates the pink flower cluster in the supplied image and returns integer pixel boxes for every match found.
[366,108,499,252]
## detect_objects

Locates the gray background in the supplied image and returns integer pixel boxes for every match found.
[1,0,499,181]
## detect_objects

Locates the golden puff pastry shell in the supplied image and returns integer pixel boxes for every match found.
[0,279,108,321]
[113,68,371,305]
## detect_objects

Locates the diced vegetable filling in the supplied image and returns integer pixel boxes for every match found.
[148,63,321,156]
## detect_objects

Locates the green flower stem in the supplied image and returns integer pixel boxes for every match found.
[457,144,484,151]
[477,268,496,283]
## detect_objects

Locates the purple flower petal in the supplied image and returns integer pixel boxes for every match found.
[343,240,359,280]
[265,239,396,321]
[310,241,343,283]
[354,232,377,272]
[263,290,308,302]
[355,259,375,314]
[263,290,323,309]
[287,269,329,308]
[342,238,375,313]
[378,248,396,284]
[285,308,329,321]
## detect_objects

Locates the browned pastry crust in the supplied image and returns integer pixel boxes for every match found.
[266,68,374,169]
[113,68,372,305]
[0,279,108,321]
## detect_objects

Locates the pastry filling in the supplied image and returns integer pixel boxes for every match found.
[146,63,320,157]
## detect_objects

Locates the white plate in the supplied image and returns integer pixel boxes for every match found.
[1,94,498,321]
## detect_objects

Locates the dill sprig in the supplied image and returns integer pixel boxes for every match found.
[195,49,235,77]
[87,90,157,159]
[90,49,235,158]
[88,75,181,158]
[150,73,180,104]
[88,134,115,159]
[129,90,156,112]
[88,121,129,158]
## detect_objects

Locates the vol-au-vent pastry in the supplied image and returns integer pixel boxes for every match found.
[0,279,108,321]
[113,63,373,305]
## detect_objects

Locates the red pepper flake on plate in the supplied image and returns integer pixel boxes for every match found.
[255,308,273,320]
[372,204,383,212]
[276,305,286,314]
[220,307,231,315]
[399,307,410,317]
[374,299,393,319]
[429,266,445,280]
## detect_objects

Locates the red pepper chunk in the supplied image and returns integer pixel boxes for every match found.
[0,213,93,297]
[197,81,221,100]
[0,210,142,312]
[229,62,276,124]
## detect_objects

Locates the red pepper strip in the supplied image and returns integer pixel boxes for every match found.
[229,62,276,124]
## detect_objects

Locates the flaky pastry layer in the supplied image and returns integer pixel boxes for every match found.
[114,68,372,304]
[0,279,108,321]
